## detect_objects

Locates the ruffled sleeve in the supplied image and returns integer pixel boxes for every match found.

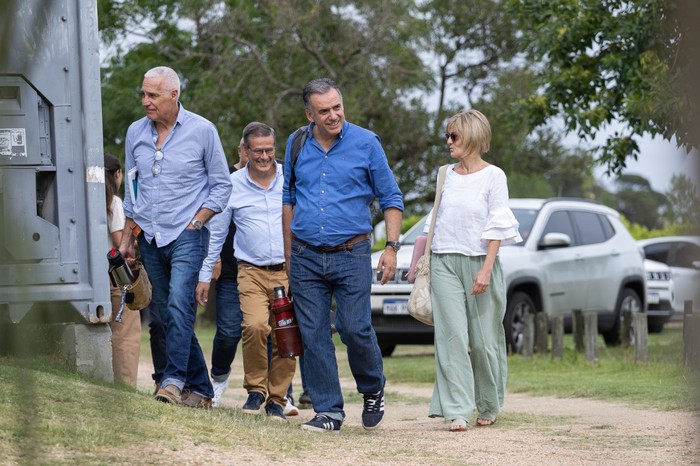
[481,167,522,246]
[482,204,522,246]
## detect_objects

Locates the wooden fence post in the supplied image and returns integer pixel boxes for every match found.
[633,312,648,363]
[683,300,700,370]
[583,311,598,363]
[551,315,564,360]
[535,312,549,354]
[522,313,534,358]
[620,309,632,348]
[572,309,584,353]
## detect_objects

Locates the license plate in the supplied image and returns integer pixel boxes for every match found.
[647,292,660,304]
[383,300,409,315]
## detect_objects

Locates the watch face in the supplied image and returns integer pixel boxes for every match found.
[192,219,203,230]
[387,241,400,252]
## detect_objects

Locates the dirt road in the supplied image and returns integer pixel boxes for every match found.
[136,356,699,465]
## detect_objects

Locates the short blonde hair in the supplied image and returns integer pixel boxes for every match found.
[446,109,491,155]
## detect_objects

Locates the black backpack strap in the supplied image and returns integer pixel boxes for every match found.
[287,125,308,194]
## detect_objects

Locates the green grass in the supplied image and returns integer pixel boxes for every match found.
[1,321,697,463]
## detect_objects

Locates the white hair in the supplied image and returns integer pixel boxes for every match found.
[144,66,181,95]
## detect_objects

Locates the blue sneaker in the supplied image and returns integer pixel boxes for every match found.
[265,402,286,421]
[361,387,385,430]
[300,414,342,433]
[241,391,265,414]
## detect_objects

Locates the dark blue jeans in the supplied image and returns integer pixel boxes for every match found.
[211,275,242,380]
[289,238,384,421]
[138,229,214,398]
[146,304,167,385]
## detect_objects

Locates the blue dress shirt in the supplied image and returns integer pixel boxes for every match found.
[282,121,403,246]
[199,163,285,283]
[123,104,232,247]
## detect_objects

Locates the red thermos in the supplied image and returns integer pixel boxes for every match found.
[272,286,304,358]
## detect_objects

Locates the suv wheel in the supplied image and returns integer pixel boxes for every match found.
[602,288,642,346]
[377,340,397,357]
[504,291,535,354]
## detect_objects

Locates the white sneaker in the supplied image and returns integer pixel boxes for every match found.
[283,396,299,416]
[211,376,229,408]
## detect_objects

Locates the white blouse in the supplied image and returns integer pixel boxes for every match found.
[108,195,126,248]
[424,164,522,256]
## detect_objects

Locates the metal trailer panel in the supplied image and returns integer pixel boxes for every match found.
[0,0,111,324]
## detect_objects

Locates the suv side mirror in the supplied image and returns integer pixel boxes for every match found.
[537,232,572,250]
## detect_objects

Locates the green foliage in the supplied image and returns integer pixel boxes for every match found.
[664,174,700,227]
[605,174,668,229]
[508,0,698,174]
[508,172,556,199]
[98,0,435,218]
[619,215,697,240]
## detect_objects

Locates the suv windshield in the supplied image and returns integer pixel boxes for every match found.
[511,208,538,244]
[401,217,427,245]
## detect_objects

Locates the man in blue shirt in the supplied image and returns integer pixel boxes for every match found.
[282,78,404,432]
[197,122,296,420]
[120,66,232,408]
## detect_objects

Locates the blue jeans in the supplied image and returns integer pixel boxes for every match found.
[289,238,384,421]
[211,275,242,380]
[146,304,167,385]
[138,229,214,398]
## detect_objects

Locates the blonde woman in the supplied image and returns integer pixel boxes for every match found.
[425,110,521,431]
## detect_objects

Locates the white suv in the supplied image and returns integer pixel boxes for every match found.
[370,198,647,355]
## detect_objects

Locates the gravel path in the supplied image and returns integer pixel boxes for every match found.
[135,350,699,466]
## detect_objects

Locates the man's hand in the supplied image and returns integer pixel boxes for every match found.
[376,249,397,285]
[118,221,137,265]
[195,281,211,307]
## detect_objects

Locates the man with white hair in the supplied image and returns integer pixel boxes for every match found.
[119,66,232,408]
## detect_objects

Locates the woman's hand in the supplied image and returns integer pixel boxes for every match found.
[471,269,491,295]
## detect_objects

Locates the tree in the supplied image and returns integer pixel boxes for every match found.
[417,0,520,123]
[607,174,667,229]
[98,0,435,221]
[473,67,596,199]
[508,0,699,174]
[664,174,700,227]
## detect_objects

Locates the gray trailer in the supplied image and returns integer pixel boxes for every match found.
[1,0,113,381]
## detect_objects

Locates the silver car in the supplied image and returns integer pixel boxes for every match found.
[637,236,700,314]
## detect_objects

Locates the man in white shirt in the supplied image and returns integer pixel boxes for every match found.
[196,122,295,420]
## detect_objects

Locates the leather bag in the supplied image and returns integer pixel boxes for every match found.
[407,165,447,326]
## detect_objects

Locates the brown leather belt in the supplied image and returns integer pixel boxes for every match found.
[297,233,370,253]
[238,261,285,271]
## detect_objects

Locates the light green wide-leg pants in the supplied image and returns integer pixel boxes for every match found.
[428,253,507,423]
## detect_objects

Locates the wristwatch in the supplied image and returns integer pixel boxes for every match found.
[385,241,401,252]
[191,219,203,230]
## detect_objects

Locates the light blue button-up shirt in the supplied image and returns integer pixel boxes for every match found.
[282,121,404,246]
[123,104,232,247]
[199,163,285,283]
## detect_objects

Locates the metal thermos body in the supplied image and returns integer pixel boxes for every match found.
[272,286,304,358]
[107,248,134,287]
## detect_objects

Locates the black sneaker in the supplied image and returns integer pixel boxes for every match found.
[298,390,312,409]
[301,414,342,433]
[362,387,385,430]
[265,402,286,421]
[241,391,265,414]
